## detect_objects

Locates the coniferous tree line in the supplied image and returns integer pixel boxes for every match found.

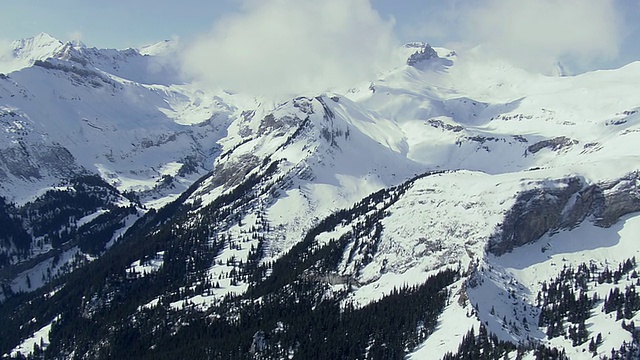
[21,175,124,239]
[4,158,640,360]
[0,196,31,265]
[535,261,627,344]
[536,263,597,343]
[442,257,640,360]
[41,268,456,360]
[0,157,284,356]
[441,323,572,360]
[441,323,516,360]
[0,168,213,355]
[1,166,461,359]
[534,258,639,357]
[0,174,139,269]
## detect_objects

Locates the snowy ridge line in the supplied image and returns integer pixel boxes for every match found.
[248,169,450,300]
[2,32,640,358]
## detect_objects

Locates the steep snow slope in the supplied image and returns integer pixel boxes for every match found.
[188,42,640,272]
[143,40,640,322]
[171,45,640,357]
[3,36,640,358]
[0,34,245,298]
[349,47,640,175]
[0,33,65,74]
[159,95,429,309]
[0,34,241,203]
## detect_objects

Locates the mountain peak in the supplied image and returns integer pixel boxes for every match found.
[32,32,61,42]
[138,39,180,56]
[14,32,64,51]
[0,33,66,73]
[406,43,439,66]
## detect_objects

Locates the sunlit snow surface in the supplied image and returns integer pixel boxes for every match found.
[7,319,55,358]
[3,36,640,358]
[165,46,640,357]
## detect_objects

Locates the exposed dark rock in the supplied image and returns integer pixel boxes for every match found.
[489,177,582,255]
[513,135,528,143]
[527,136,578,154]
[210,154,260,188]
[594,173,640,227]
[0,142,80,180]
[257,113,301,137]
[427,119,464,132]
[489,172,640,255]
[407,44,439,67]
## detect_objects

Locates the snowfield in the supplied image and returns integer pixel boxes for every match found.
[2,34,640,358]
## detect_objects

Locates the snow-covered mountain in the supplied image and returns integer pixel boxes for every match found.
[0,33,232,201]
[2,36,640,359]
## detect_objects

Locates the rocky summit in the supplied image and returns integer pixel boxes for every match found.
[1,34,640,359]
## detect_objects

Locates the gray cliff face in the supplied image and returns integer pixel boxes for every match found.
[489,172,640,255]
[406,44,439,67]
[594,173,640,226]
[526,136,578,154]
[0,142,82,182]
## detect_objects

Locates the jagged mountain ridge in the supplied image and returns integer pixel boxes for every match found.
[0,33,245,298]
[2,35,640,359]
[0,33,234,202]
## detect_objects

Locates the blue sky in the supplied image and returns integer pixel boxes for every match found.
[1,0,639,74]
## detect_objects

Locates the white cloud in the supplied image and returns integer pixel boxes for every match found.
[458,0,623,73]
[67,31,83,43]
[0,39,20,74]
[180,0,398,97]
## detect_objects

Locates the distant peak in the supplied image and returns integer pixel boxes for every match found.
[139,39,180,56]
[33,32,60,41]
[12,33,64,51]
[0,33,66,73]
[406,43,439,67]
[19,32,63,47]
[404,42,428,49]
[13,33,64,58]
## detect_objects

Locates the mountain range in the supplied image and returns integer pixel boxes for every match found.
[1,33,640,359]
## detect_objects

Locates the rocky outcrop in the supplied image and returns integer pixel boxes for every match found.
[406,44,439,67]
[0,142,81,181]
[489,172,640,255]
[592,173,640,226]
[488,177,582,255]
[527,136,578,154]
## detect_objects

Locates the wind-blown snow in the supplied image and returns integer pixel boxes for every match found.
[4,32,640,358]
